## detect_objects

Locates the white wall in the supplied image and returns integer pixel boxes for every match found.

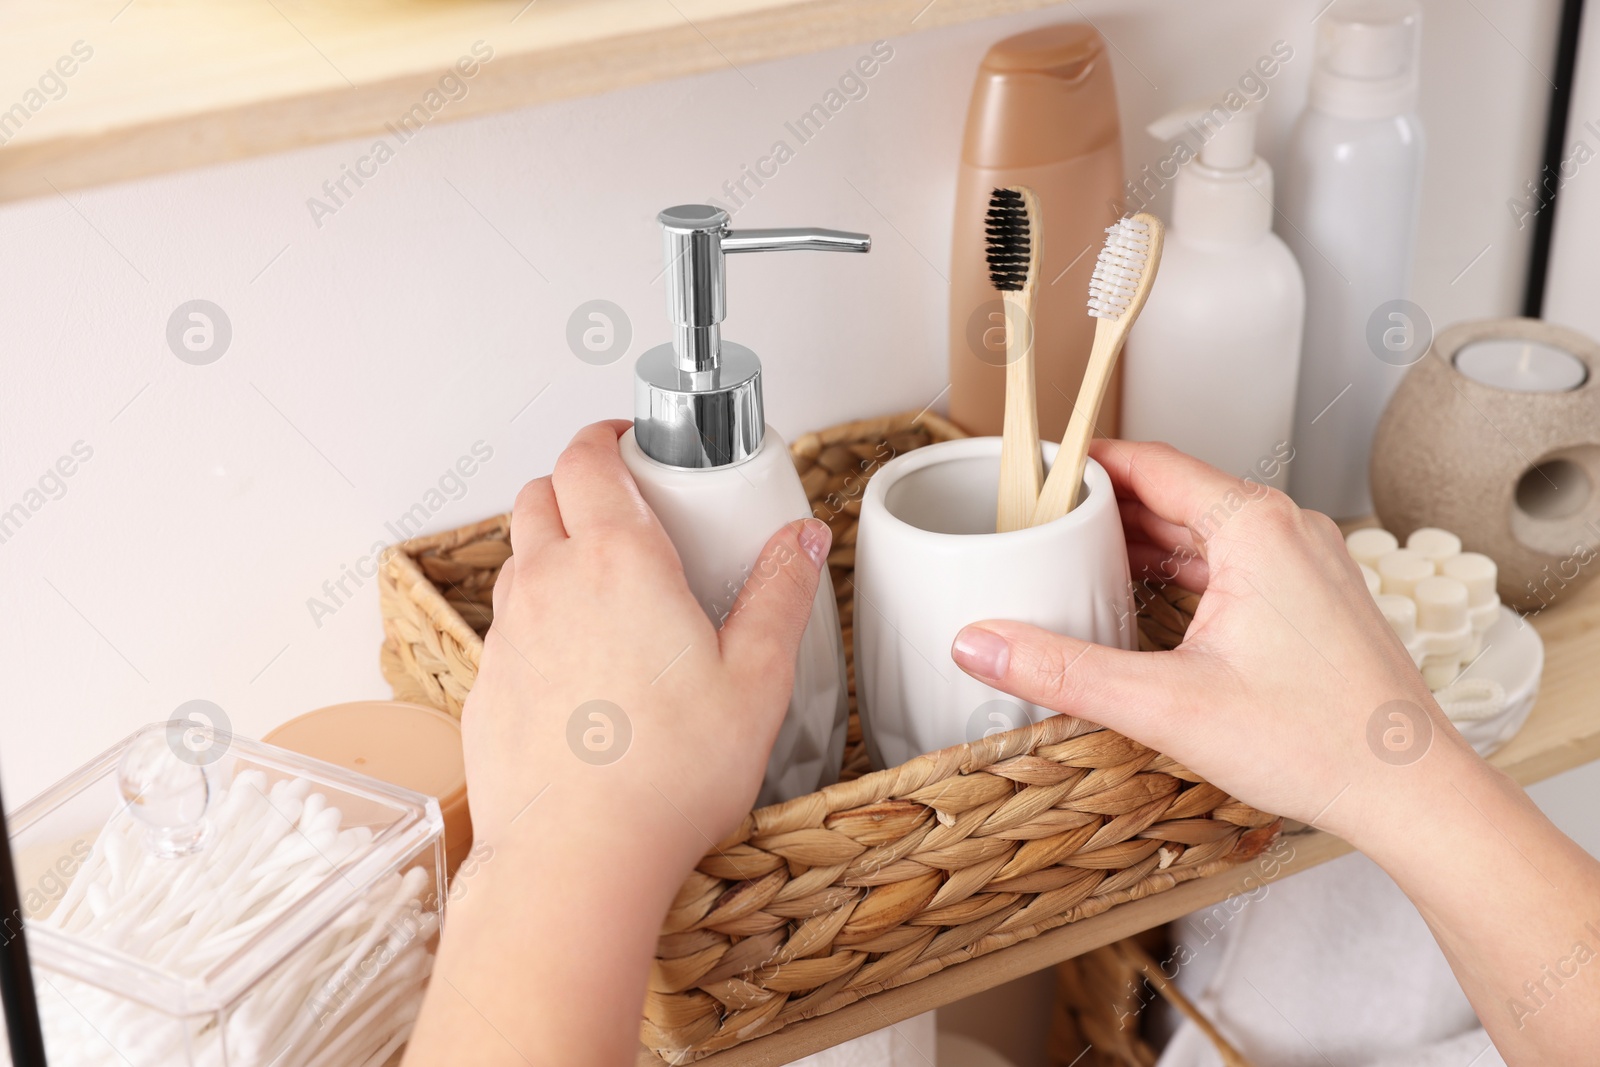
[0,0,1566,816]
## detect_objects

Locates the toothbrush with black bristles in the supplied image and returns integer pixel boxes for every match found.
[986,185,1044,533]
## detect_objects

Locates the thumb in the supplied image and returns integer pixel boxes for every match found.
[950,621,1188,749]
[720,518,832,680]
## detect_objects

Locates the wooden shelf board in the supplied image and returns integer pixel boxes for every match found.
[640,579,1600,1066]
[0,0,1055,203]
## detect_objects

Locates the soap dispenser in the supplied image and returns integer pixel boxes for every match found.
[1121,100,1305,488]
[619,204,868,806]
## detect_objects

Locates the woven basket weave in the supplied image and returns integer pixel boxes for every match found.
[378,411,1280,1061]
[1049,936,1163,1067]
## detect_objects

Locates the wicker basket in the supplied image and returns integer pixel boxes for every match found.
[1048,931,1261,1067]
[1049,934,1165,1067]
[378,411,1280,1061]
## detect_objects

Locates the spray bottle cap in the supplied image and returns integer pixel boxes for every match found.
[1310,0,1422,119]
[635,205,870,469]
[1146,99,1273,242]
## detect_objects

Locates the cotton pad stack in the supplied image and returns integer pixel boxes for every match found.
[1347,526,1506,724]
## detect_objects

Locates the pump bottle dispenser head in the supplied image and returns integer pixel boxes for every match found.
[634,204,870,469]
[1146,99,1273,242]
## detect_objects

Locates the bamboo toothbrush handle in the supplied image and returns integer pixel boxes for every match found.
[996,287,1043,532]
[1114,941,1258,1067]
[1033,317,1123,524]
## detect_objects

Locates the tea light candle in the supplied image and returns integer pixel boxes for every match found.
[1455,339,1588,393]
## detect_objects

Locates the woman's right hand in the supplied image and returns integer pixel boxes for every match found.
[952,439,1600,1067]
[949,439,1485,850]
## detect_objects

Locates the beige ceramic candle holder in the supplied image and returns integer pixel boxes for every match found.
[1370,317,1600,612]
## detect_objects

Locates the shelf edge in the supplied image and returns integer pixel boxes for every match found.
[0,0,1056,204]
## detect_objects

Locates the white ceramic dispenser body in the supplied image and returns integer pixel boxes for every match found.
[1123,100,1305,488]
[621,427,849,806]
[625,205,867,805]
[1279,0,1425,519]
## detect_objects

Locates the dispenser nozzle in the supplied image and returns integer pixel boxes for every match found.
[658,205,870,373]
[1143,97,1273,241]
[1146,98,1259,172]
[721,228,873,254]
[637,205,870,469]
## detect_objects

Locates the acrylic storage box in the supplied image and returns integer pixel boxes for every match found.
[6,722,445,1067]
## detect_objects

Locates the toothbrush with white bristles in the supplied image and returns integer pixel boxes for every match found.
[1032,212,1165,525]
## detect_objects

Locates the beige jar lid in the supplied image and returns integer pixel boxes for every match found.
[264,700,472,878]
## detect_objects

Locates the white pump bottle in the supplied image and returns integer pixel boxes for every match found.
[619,205,865,806]
[1121,100,1305,488]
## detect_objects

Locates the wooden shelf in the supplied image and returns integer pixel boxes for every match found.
[0,0,1055,204]
[640,580,1600,1066]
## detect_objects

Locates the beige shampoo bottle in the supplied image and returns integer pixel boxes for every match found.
[948,24,1126,441]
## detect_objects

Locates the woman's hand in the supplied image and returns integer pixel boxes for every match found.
[462,419,831,860]
[406,420,831,1067]
[949,438,1475,850]
[951,440,1600,1066]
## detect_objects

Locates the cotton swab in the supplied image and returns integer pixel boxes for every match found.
[6,737,438,1067]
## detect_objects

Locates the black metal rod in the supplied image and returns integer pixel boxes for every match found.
[1524,0,1589,318]
[0,774,48,1067]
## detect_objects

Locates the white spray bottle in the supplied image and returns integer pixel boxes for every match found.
[1121,99,1305,488]
[619,204,866,806]
[1280,0,1424,518]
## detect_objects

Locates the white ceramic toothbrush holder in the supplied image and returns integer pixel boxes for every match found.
[854,437,1135,769]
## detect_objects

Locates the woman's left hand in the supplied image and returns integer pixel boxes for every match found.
[406,420,832,1067]
[461,420,832,864]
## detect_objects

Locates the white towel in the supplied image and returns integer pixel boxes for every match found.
[787,1011,937,1067]
[1153,852,1506,1067]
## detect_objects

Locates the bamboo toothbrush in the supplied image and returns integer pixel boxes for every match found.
[1032,213,1165,525]
[987,186,1044,533]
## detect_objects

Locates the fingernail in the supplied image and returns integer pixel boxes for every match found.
[799,519,832,570]
[952,627,1009,680]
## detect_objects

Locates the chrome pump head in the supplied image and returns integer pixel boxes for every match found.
[633,205,870,469]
